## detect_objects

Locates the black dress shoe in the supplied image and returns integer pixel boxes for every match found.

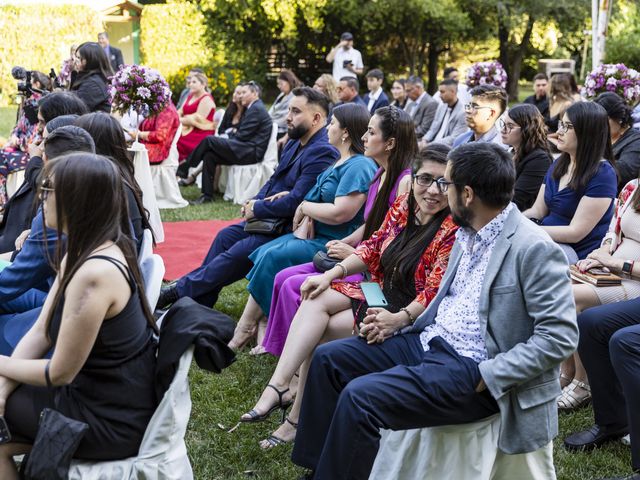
[597,472,640,480]
[190,195,213,205]
[564,424,629,451]
[156,285,180,310]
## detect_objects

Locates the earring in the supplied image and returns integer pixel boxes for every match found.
[342,137,347,144]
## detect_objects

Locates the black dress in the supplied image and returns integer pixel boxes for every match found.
[513,148,552,211]
[5,256,157,460]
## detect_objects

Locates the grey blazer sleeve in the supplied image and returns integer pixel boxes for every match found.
[438,108,468,146]
[415,99,438,137]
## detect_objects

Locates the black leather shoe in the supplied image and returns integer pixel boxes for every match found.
[190,195,213,205]
[564,424,629,452]
[597,472,640,480]
[156,286,180,310]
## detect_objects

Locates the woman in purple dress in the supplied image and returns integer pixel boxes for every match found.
[228,106,416,355]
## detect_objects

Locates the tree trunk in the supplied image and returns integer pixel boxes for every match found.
[508,15,535,100]
[427,42,440,95]
[497,7,511,86]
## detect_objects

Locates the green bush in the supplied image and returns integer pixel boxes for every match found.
[0,5,103,106]
[605,31,640,68]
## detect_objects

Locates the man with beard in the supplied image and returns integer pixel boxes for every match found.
[453,84,507,149]
[189,81,274,205]
[291,143,578,480]
[157,87,339,310]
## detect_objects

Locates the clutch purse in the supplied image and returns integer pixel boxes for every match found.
[22,408,89,480]
[244,217,288,235]
[313,251,341,272]
[293,216,315,240]
[569,265,622,287]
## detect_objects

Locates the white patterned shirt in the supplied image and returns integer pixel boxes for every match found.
[420,203,515,362]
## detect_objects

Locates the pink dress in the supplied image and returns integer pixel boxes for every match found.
[261,167,410,356]
[176,93,215,161]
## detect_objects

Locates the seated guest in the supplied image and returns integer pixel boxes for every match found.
[290,143,578,479]
[176,68,205,110]
[156,87,339,309]
[362,69,390,114]
[269,70,302,139]
[69,42,113,113]
[0,154,158,476]
[564,299,640,480]
[0,71,51,205]
[453,84,507,148]
[0,94,88,253]
[389,79,407,109]
[127,101,180,165]
[229,105,414,353]
[499,104,552,211]
[176,72,216,163]
[75,112,152,251]
[404,75,438,138]
[523,73,550,120]
[186,81,273,205]
[523,102,617,263]
[546,73,575,134]
[241,146,458,451]
[595,92,640,191]
[237,104,376,336]
[420,78,466,147]
[558,175,640,412]
[336,77,366,107]
[432,67,470,105]
[0,126,96,355]
[313,74,339,107]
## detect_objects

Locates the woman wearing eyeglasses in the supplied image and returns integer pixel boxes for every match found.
[239,145,457,450]
[499,104,552,211]
[523,102,617,263]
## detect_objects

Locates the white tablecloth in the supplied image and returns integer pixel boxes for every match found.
[130,143,164,243]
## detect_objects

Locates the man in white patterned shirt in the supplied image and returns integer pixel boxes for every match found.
[292,143,578,480]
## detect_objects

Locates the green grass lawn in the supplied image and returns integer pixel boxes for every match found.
[0,102,633,480]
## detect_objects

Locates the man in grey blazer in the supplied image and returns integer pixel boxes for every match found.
[404,75,438,138]
[291,143,578,480]
[420,79,467,147]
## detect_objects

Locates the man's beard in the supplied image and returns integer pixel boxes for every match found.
[451,193,474,229]
[288,123,310,140]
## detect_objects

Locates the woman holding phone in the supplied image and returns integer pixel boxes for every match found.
[239,144,458,450]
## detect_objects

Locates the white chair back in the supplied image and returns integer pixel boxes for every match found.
[213,108,225,135]
[138,229,165,310]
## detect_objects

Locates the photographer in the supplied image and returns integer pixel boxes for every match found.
[69,42,113,113]
[0,71,51,206]
[326,32,363,82]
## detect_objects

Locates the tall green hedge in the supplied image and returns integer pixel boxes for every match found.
[141,3,240,104]
[0,5,103,106]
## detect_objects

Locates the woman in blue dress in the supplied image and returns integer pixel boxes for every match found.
[523,102,617,263]
[240,103,377,325]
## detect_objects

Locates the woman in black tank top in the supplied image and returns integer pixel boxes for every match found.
[0,153,158,478]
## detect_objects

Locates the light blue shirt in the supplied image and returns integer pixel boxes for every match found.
[420,203,515,362]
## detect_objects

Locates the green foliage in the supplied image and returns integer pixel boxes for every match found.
[605,0,640,68]
[0,4,103,106]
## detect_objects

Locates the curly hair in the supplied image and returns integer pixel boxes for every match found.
[507,104,551,165]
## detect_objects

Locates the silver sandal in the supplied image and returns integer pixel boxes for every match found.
[558,379,591,412]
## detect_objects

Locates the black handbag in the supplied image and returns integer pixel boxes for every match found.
[313,251,341,272]
[244,217,288,235]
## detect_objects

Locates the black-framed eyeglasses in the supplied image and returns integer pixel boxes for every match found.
[499,119,521,133]
[464,103,494,114]
[413,174,456,193]
[557,120,574,133]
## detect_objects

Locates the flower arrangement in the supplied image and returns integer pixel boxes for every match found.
[582,63,640,105]
[109,64,172,117]
[465,61,508,89]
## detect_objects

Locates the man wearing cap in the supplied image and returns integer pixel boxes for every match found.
[326,32,364,82]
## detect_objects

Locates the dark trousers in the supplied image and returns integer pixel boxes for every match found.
[578,298,640,470]
[175,222,274,308]
[291,334,499,480]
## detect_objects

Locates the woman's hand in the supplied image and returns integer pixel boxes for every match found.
[586,248,624,273]
[28,141,43,159]
[576,258,603,273]
[0,376,18,416]
[14,229,30,251]
[300,274,332,300]
[264,191,289,202]
[325,240,355,260]
[359,308,406,344]
[292,203,305,230]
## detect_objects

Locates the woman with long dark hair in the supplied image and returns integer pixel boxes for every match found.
[75,112,152,251]
[594,92,640,191]
[240,144,457,450]
[500,104,552,210]
[70,42,113,113]
[523,101,617,263]
[0,154,158,478]
[228,106,414,353]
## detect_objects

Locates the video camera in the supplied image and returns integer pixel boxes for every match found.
[11,66,60,99]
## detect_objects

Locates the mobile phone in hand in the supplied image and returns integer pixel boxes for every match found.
[360,282,388,308]
[0,416,12,444]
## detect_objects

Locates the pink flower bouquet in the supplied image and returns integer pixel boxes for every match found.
[465,61,508,89]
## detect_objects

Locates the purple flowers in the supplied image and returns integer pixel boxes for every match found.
[109,64,172,116]
[465,61,508,89]
[582,64,640,105]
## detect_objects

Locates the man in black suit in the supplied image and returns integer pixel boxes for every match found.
[97,32,124,71]
[336,77,367,107]
[188,81,274,204]
[523,73,550,121]
[362,69,390,114]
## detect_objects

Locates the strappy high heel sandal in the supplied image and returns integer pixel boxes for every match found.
[240,384,292,423]
[228,322,258,351]
[260,416,298,450]
[558,379,591,412]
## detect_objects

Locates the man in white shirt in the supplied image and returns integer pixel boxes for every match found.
[362,69,389,114]
[326,32,364,82]
[433,66,471,105]
[420,79,467,147]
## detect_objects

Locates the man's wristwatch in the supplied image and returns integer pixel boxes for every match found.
[622,260,634,277]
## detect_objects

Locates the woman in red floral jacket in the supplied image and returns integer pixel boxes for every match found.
[129,101,180,164]
[240,144,459,449]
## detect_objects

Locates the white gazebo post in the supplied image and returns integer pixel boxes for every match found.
[592,0,613,69]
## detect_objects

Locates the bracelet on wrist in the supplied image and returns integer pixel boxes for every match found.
[336,263,348,278]
[400,307,415,325]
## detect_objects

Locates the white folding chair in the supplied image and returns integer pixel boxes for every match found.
[149,127,188,209]
[138,229,165,310]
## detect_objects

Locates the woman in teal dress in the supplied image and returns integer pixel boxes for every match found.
[244,103,377,319]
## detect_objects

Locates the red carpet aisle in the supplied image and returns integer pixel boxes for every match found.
[154,219,241,280]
